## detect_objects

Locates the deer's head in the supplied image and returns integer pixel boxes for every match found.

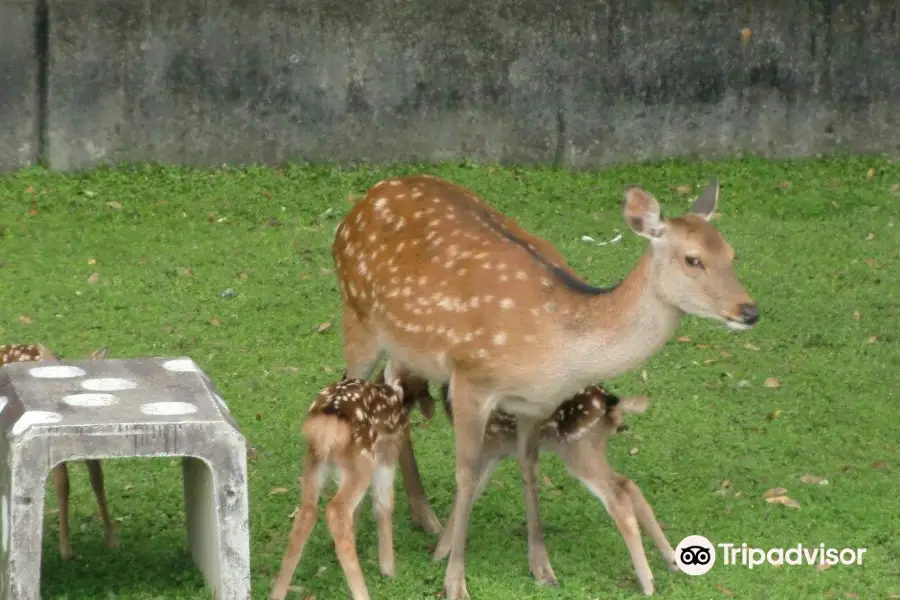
[623,180,759,331]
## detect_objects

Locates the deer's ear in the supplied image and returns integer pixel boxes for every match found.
[623,186,666,239]
[688,178,719,221]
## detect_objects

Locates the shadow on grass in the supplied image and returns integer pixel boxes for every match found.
[40,527,208,599]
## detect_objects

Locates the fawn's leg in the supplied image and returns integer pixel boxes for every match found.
[50,463,73,560]
[435,457,499,557]
[516,416,557,586]
[371,463,398,577]
[85,460,118,550]
[269,455,327,600]
[436,375,492,600]
[574,463,655,595]
[325,460,375,600]
[619,474,678,571]
[398,435,442,535]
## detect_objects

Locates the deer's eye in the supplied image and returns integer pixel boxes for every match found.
[685,255,703,268]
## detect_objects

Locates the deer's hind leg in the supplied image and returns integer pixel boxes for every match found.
[269,454,328,600]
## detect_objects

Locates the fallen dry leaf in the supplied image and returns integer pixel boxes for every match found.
[209,318,222,327]
[25,185,34,193]
[866,168,876,178]
[844,593,859,599]
[677,336,692,342]
[87,272,100,284]
[891,183,900,194]
[674,185,692,194]
[765,494,801,509]
[106,201,122,210]
[629,447,640,456]
[541,475,554,487]
[269,487,289,495]
[316,322,332,333]
[721,350,732,358]
[864,257,878,267]
[740,27,752,42]
[763,487,789,499]
[178,267,193,276]
[640,369,648,382]
[776,181,791,189]
[18,315,32,325]
[816,561,833,572]
[870,460,889,470]
[867,336,879,344]
[764,377,781,389]
[744,343,760,351]
[800,474,829,485]
[852,311,861,321]
[87,258,96,265]
[767,409,782,421]
[865,232,874,241]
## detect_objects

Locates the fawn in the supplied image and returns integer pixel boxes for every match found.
[0,343,118,560]
[426,379,677,595]
[269,364,427,600]
[332,175,759,599]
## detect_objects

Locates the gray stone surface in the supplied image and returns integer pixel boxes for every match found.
[27,0,900,170]
[0,0,39,172]
[0,356,250,600]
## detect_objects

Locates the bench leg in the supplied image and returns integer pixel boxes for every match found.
[182,438,251,600]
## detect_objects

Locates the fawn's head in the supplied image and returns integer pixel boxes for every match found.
[623,180,759,331]
[603,393,650,433]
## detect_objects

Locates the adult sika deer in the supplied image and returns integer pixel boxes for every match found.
[332,175,759,599]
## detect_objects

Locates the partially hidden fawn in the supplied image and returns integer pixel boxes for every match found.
[421,377,677,596]
[0,343,118,560]
[269,364,428,600]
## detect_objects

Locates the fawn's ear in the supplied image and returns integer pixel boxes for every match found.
[623,186,666,240]
[381,360,405,400]
[620,395,650,414]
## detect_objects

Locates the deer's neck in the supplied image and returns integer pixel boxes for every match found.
[560,250,683,386]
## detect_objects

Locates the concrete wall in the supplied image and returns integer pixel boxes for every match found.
[2,0,899,173]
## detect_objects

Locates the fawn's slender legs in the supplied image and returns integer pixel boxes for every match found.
[85,459,118,550]
[325,460,375,600]
[371,464,398,578]
[269,455,326,600]
[50,464,73,560]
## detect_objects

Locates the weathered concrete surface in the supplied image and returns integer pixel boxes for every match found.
[36,0,900,170]
[0,0,38,172]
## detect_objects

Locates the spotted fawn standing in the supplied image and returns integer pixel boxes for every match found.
[332,175,759,598]
[0,343,117,560]
[269,364,428,600]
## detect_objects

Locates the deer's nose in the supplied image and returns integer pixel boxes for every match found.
[739,303,760,325]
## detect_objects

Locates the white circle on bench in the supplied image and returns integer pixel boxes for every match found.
[141,401,198,416]
[28,365,86,379]
[12,410,63,435]
[81,378,138,392]
[63,393,119,407]
[162,359,199,373]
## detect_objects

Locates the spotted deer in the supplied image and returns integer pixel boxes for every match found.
[0,343,117,560]
[269,364,428,600]
[332,175,759,599]
[421,380,677,595]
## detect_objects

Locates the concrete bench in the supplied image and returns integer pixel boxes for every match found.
[0,356,251,600]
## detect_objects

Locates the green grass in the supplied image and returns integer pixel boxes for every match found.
[1,156,899,600]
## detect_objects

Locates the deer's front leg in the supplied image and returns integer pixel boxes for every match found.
[516,416,557,586]
[437,376,490,600]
